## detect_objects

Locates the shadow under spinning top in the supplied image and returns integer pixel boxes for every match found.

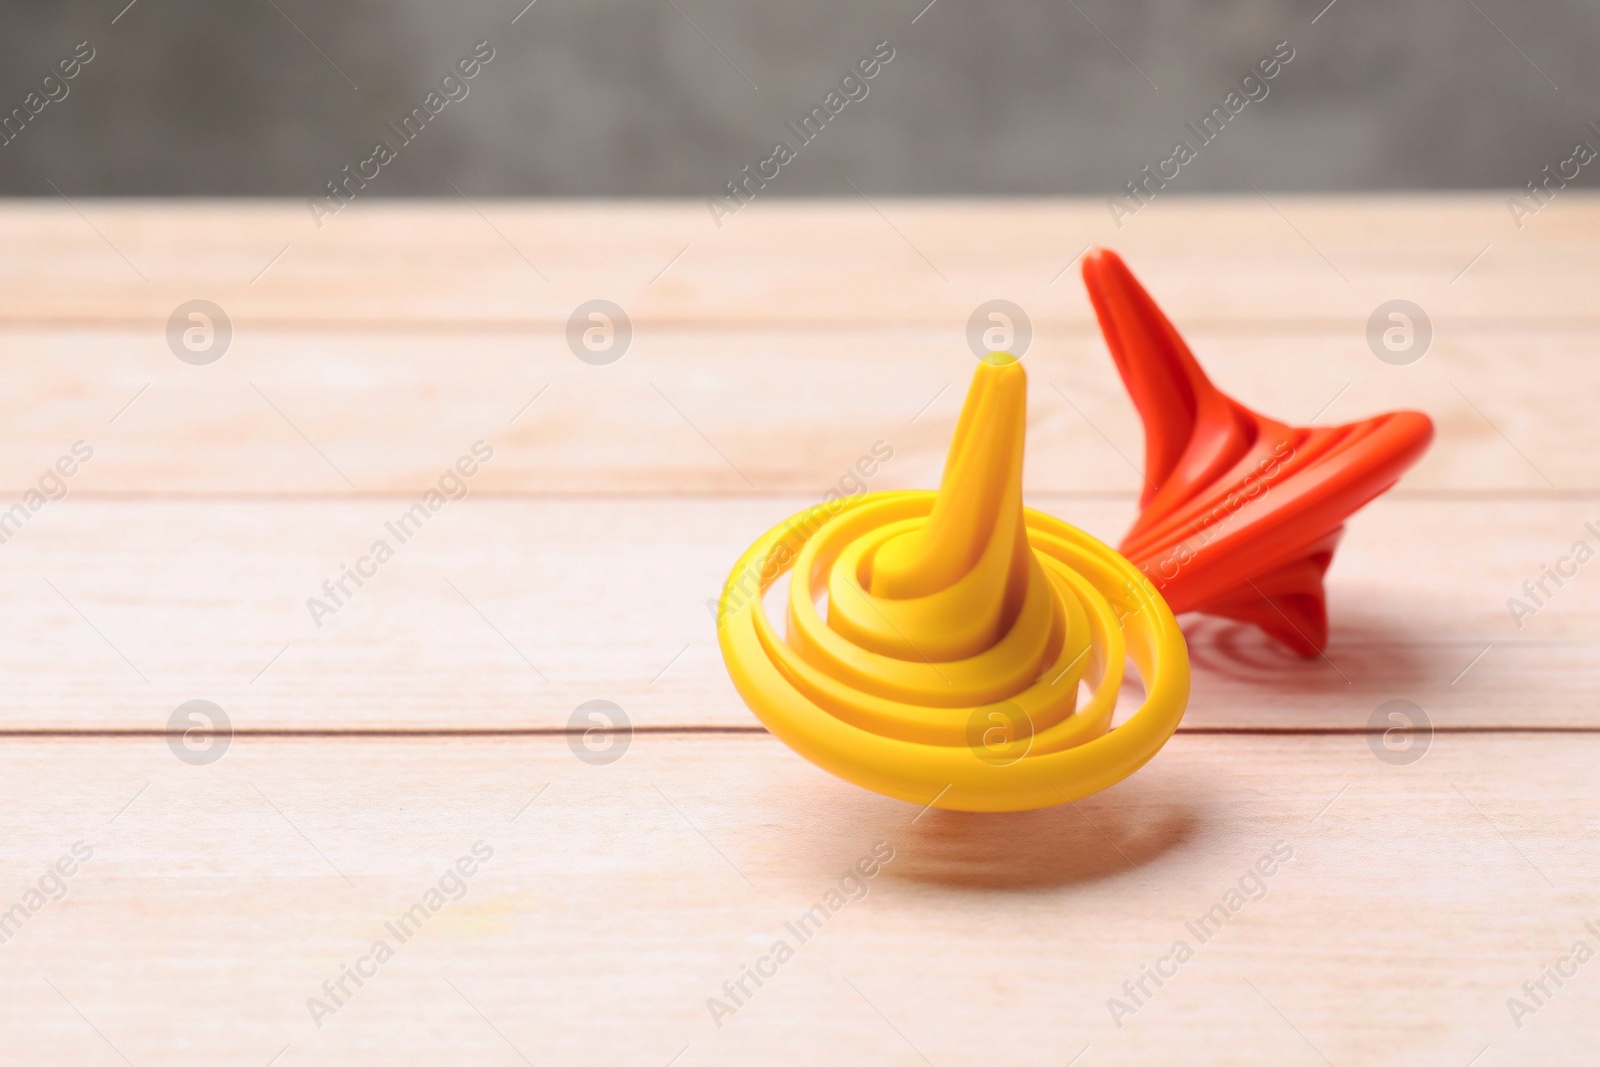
[1081,249,1435,657]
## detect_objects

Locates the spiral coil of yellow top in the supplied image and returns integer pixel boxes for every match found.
[717,355,1190,812]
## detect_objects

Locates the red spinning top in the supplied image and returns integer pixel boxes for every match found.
[1081,249,1434,657]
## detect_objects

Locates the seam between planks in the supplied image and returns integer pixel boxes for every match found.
[0,725,1595,740]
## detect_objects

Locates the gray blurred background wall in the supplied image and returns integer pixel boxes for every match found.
[2,0,1596,197]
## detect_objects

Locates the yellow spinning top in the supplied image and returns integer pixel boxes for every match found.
[717,354,1190,812]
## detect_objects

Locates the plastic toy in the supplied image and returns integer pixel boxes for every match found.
[717,353,1190,812]
[716,249,1434,811]
[1081,249,1434,655]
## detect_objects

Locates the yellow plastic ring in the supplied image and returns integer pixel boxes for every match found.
[717,492,1190,812]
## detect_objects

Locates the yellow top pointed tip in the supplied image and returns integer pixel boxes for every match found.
[868,355,1031,615]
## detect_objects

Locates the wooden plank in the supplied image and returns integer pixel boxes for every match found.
[0,495,1586,731]
[0,197,1596,328]
[0,323,1589,495]
[1,197,1590,1067]
[0,732,1592,1064]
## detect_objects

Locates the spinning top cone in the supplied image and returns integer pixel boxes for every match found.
[1081,249,1434,656]
[717,354,1190,812]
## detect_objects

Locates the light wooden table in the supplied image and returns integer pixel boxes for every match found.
[0,196,1594,1065]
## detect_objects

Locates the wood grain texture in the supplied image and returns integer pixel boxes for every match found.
[0,495,1583,731]
[0,734,1591,1066]
[0,197,1596,328]
[1,199,1593,1066]
[0,323,1586,495]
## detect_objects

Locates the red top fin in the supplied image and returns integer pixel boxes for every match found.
[1081,249,1433,656]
